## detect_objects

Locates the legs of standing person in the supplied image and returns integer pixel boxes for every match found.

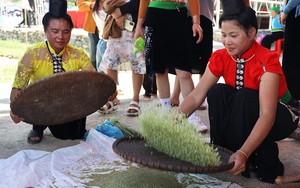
[170,76,180,106]
[198,74,208,110]
[175,69,194,101]
[170,74,207,109]
[151,73,157,97]
[88,27,99,70]
[192,15,213,110]
[18,9,25,27]
[156,70,171,108]
[261,31,284,49]
[96,39,107,73]
[128,46,147,116]
[99,68,118,113]
[141,73,152,100]
[26,10,31,27]
[175,68,207,133]
[170,15,212,110]
[132,72,143,102]
[127,71,143,116]
[19,9,31,27]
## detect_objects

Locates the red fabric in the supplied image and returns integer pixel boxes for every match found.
[208,41,287,98]
[67,10,86,28]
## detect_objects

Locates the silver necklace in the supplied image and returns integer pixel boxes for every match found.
[231,54,255,90]
[230,54,255,63]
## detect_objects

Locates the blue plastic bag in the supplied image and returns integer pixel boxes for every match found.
[84,119,124,140]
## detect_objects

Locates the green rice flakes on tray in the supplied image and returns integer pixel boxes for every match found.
[137,106,221,167]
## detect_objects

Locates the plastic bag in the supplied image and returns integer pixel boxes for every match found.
[84,119,124,140]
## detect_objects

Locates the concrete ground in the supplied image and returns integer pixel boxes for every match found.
[1,67,300,187]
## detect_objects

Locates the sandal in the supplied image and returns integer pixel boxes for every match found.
[113,98,120,105]
[27,130,43,144]
[127,101,140,116]
[99,101,118,114]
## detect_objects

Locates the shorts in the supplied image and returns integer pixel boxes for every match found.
[96,39,107,73]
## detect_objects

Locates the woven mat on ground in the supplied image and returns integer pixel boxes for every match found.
[10,71,116,125]
[113,136,234,173]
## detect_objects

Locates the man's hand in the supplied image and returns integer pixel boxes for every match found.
[10,111,24,124]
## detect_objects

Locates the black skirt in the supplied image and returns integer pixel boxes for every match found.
[282,8,300,99]
[144,7,192,74]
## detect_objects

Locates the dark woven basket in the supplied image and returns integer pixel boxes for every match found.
[10,71,116,125]
[113,136,234,173]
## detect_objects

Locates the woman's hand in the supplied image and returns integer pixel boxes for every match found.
[10,111,24,124]
[115,15,125,30]
[192,24,203,44]
[191,15,203,44]
[227,150,247,176]
[279,12,288,25]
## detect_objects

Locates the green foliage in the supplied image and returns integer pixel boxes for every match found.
[137,106,221,166]
[108,117,141,137]
[0,40,33,59]
[0,63,17,84]
[67,2,76,8]
[0,40,29,83]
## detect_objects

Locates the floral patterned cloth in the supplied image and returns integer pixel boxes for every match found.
[100,15,146,74]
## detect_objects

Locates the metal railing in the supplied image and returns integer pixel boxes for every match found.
[214,0,283,29]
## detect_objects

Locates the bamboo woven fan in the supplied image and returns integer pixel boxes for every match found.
[113,136,234,173]
[10,71,116,126]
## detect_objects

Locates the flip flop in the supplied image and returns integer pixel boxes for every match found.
[27,130,43,144]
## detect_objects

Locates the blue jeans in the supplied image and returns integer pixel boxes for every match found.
[96,39,107,73]
[88,30,99,69]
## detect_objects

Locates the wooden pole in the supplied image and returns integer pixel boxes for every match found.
[24,8,28,47]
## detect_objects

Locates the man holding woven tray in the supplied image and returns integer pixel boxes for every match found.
[9,0,96,144]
